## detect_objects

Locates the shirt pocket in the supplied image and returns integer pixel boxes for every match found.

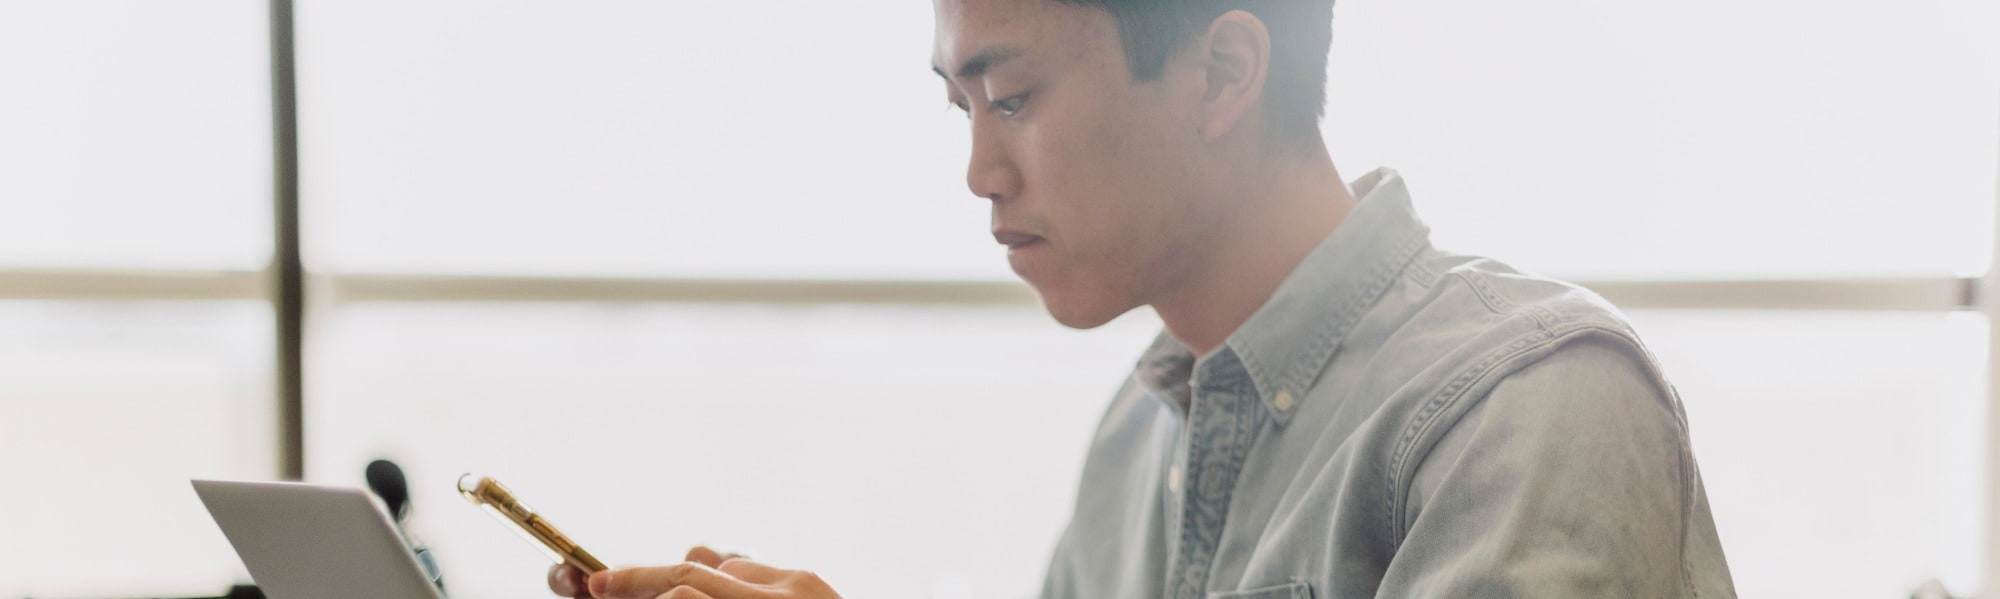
[1207,581,1314,599]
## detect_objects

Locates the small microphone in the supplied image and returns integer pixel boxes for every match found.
[366,459,443,591]
[366,459,410,522]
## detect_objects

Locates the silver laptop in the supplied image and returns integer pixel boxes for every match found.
[193,479,446,599]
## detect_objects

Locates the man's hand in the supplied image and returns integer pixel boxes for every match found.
[549,547,732,598]
[547,546,841,599]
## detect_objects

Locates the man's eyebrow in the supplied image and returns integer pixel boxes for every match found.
[930,46,1024,80]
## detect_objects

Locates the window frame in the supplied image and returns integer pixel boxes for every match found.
[1,0,1993,594]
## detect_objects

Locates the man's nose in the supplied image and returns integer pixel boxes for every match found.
[965,118,1019,202]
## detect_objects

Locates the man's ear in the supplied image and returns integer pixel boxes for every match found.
[1196,10,1271,144]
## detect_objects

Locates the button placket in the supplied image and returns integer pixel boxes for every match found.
[1165,373,1267,599]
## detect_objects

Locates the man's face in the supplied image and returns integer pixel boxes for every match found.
[933,0,1217,329]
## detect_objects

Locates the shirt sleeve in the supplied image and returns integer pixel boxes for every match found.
[1373,336,1725,598]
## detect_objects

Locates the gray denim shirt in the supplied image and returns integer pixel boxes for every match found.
[1039,168,1737,599]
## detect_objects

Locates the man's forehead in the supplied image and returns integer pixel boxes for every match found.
[931,0,1105,76]
[931,0,1031,71]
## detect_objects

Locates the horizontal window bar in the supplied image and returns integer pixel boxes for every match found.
[1584,278,1977,312]
[324,273,1039,306]
[0,268,1979,311]
[0,268,267,301]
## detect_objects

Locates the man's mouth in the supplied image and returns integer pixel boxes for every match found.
[993,231,1044,250]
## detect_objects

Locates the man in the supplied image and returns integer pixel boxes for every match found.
[553,0,1737,597]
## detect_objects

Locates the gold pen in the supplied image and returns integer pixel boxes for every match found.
[457,474,609,575]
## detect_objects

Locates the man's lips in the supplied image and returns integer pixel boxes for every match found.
[993,231,1043,249]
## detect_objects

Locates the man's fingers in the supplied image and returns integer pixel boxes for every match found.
[548,564,573,596]
[716,558,787,585]
[549,563,590,598]
[653,587,717,599]
[684,546,725,568]
[592,563,761,599]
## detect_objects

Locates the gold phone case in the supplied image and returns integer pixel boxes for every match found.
[457,474,608,575]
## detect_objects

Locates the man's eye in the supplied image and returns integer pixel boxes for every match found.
[949,100,971,118]
[992,93,1030,118]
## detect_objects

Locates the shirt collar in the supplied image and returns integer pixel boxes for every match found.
[1136,331,1197,413]
[1135,168,1433,425]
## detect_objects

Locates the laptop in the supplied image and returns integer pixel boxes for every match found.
[192,479,446,599]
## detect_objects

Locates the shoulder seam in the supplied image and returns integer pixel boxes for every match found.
[1383,324,1553,542]
[1383,320,1691,558]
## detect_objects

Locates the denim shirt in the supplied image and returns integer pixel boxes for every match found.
[1039,168,1736,599]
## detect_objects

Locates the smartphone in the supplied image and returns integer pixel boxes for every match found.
[457,474,608,575]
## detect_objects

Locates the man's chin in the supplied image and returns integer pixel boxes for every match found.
[1034,288,1135,330]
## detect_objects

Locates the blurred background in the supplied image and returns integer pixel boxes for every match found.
[1,0,1997,598]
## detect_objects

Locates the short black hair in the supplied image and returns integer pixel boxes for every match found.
[1054,0,1335,149]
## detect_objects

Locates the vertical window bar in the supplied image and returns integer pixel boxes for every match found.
[1985,100,2000,598]
[269,0,305,481]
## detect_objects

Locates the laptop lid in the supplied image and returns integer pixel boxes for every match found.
[192,479,446,599]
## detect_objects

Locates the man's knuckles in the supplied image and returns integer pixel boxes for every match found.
[684,546,726,568]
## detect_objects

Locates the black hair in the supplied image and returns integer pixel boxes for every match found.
[1052,0,1335,149]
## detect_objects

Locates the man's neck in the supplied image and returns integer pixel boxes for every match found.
[1151,147,1357,358]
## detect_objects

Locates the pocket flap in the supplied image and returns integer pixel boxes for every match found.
[1207,581,1313,599]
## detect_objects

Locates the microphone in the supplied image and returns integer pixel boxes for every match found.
[365,459,443,592]
[366,459,410,522]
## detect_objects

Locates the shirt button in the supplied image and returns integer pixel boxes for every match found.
[1273,389,1296,413]
[1168,466,1184,494]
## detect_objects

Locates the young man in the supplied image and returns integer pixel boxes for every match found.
[554,0,1737,597]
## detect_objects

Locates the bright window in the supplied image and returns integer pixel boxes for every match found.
[0,0,271,270]
[0,302,272,598]
[0,1,276,597]
[1327,0,2000,280]
[1632,310,1987,597]
[296,0,987,279]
